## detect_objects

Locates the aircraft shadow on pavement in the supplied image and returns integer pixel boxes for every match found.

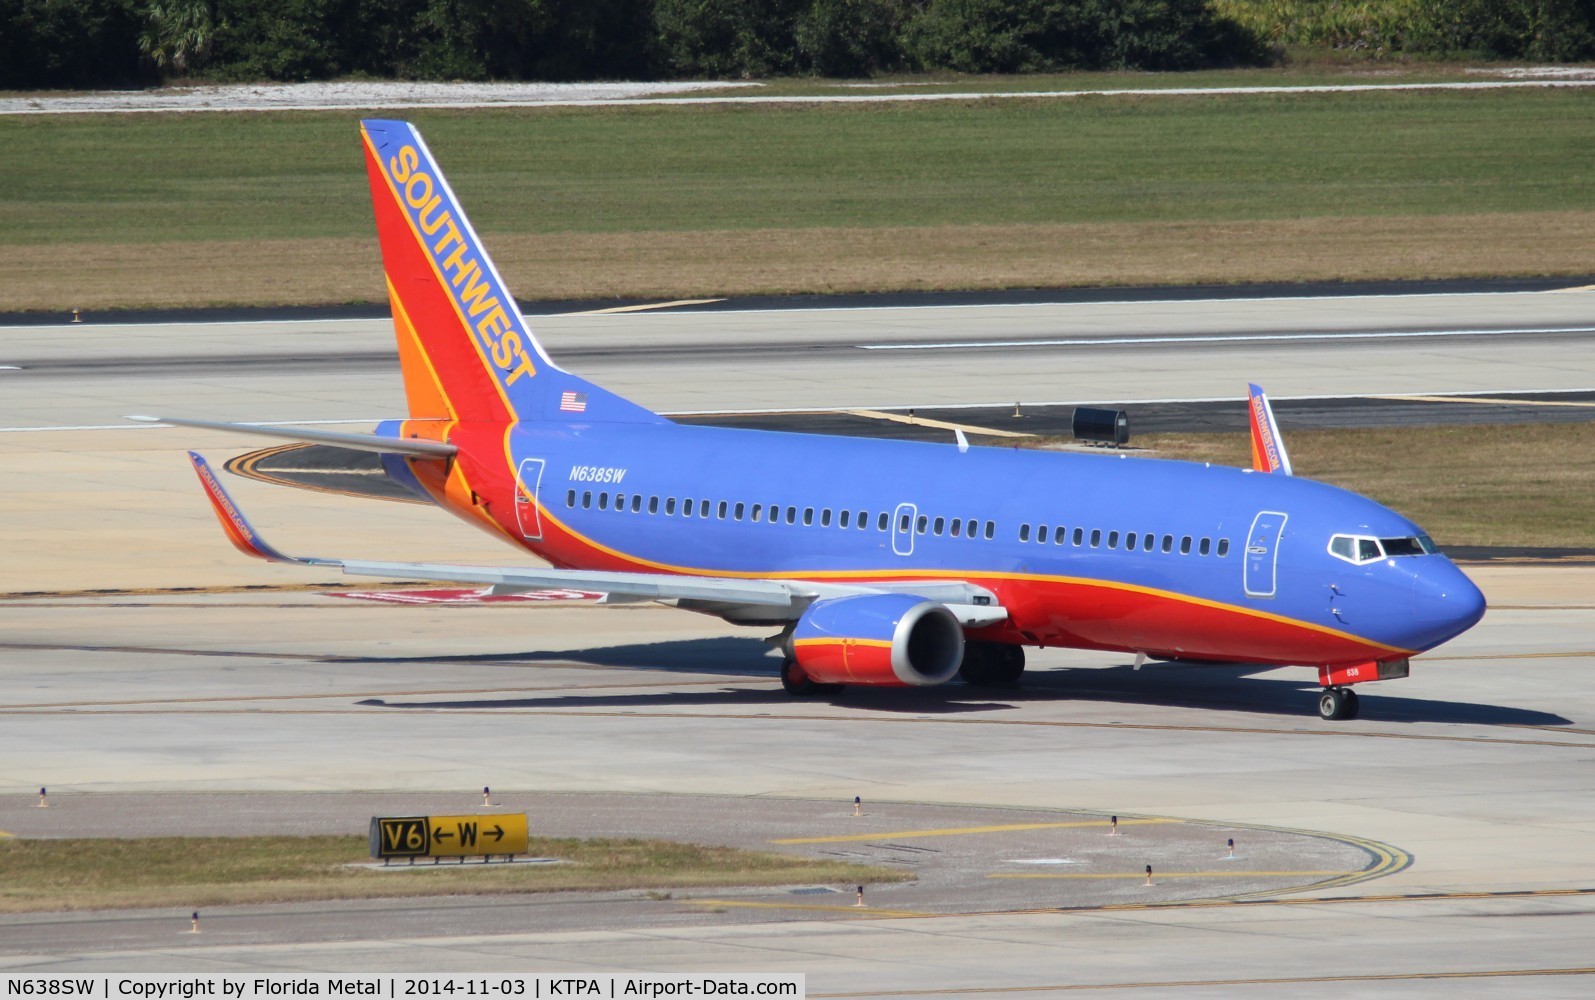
[347,638,1570,727]
[1018,660,1572,727]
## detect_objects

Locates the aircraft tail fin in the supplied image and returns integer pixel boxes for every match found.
[1247,383,1293,475]
[360,119,661,425]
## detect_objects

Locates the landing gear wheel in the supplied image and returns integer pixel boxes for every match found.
[1318,687,1358,721]
[781,659,843,697]
[961,642,1026,687]
[990,644,1025,686]
[781,659,818,696]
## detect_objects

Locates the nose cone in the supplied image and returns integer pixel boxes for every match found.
[1410,559,1486,649]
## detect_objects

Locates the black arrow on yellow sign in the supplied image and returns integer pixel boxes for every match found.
[488,825,504,842]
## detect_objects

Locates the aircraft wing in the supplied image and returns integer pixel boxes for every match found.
[188,452,1007,626]
[134,416,456,458]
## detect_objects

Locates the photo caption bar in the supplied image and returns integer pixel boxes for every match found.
[3,977,804,1000]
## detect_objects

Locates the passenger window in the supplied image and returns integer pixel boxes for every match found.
[803,507,814,526]
[1020,524,1031,542]
[1180,536,1192,555]
[1199,537,1211,556]
[985,521,995,540]
[681,498,693,517]
[1125,531,1136,550]
[566,489,576,508]
[718,501,728,519]
[878,512,889,531]
[1037,524,1048,544]
[821,509,832,527]
[899,513,910,531]
[751,503,762,522]
[582,491,592,509]
[840,510,851,528]
[952,518,964,537]
[1143,533,1154,552]
[615,492,627,510]
[631,495,642,513]
[598,492,609,510]
[930,516,942,535]
[1359,538,1383,561]
[1217,538,1230,557]
[1090,529,1101,548]
[786,506,797,525]
[1053,526,1065,544]
[1073,527,1084,546]
[916,515,928,534]
[1107,531,1119,549]
[1162,535,1173,553]
[733,502,744,520]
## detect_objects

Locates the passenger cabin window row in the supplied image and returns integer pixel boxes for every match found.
[1017,521,1230,559]
[563,489,998,540]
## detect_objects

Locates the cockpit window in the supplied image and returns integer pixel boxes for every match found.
[1330,533,1439,565]
[1378,535,1441,558]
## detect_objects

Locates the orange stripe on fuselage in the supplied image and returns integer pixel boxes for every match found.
[506,496,1410,666]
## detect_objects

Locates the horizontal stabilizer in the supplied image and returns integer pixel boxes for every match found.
[135,415,455,458]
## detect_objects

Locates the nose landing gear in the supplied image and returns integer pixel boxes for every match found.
[1318,686,1360,721]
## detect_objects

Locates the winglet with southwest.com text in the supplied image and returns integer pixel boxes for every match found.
[1247,383,1294,475]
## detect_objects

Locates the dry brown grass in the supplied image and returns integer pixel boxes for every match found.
[8,211,1594,313]
[0,835,908,913]
[1140,423,1595,549]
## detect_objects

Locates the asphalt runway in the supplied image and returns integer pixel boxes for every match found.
[3,287,1595,990]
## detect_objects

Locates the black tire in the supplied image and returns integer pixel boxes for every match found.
[959,643,995,685]
[1318,688,1346,721]
[1341,688,1361,720]
[990,644,1026,686]
[961,642,1025,687]
[781,659,819,696]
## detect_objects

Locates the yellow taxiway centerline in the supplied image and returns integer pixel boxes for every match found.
[680,899,929,918]
[989,870,1352,879]
[848,408,1035,439]
[1384,394,1595,408]
[570,298,726,315]
[772,818,1178,845]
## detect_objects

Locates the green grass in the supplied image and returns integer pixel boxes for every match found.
[5,86,1594,246]
[0,835,908,913]
[1137,424,1595,550]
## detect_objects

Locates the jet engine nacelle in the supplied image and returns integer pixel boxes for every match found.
[790,593,964,686]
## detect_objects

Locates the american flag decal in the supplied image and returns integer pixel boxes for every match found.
[560,391,588,413]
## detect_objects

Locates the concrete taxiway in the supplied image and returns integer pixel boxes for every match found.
[2,288,1594,991]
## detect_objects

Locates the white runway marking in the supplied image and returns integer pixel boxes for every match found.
[9,285,1589,331]
[7,78,1594,116]
[860,325,1595,351]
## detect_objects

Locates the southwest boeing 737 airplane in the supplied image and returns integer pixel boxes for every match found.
[158,119,1486,721]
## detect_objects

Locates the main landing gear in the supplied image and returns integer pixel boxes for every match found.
[781,659,844,697]
[1318,686,1360,721]
[959,641,1025,687]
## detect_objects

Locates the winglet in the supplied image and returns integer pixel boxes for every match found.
[1246,383,1293,475]
[187,452,295,563]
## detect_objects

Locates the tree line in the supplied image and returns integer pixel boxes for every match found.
[2,0,1592,90]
